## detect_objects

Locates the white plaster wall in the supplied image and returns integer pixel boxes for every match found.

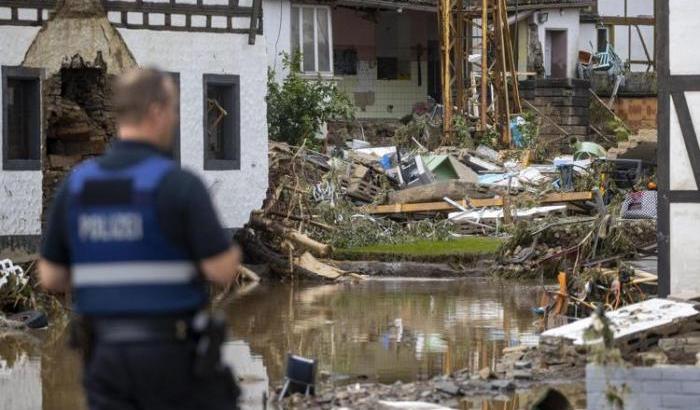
[0,26,43,237]
[536,8,580,79]
[118,29,269,229]
[263,0,291,82]
[578,22,597,53]
[668,0,700,297]
[669,0,700,76]
[670,203,700,297]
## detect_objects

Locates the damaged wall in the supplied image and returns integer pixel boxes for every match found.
[0,0,269,252]
[332,9,435,119]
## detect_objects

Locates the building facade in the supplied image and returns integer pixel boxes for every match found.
[0,0,269,256]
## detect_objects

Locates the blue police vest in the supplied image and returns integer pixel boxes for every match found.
[66,156,206,316]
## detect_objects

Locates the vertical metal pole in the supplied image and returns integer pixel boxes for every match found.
[480,0,488,130]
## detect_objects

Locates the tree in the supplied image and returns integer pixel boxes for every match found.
[267,53,354,147]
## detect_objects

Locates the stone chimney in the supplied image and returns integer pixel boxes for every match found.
[22,0,137,75]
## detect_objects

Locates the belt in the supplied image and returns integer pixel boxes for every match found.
[92,316,192,343]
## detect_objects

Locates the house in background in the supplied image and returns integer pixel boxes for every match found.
[264,0,593,123]
[579,0,655,73]
[0,0,269,256]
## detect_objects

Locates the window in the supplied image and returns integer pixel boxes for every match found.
[2,66,42,171]
[291,5,333,74]
[203,74,240,170]
[167,72,181,164]
[597,27,609,53]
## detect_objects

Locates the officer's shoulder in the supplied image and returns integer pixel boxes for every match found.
[160,166,208,194]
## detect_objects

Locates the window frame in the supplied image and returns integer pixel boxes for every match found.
[167,72,181,165]
[291,4,334,75]
[2,66,43,171]
[202,74,240,171]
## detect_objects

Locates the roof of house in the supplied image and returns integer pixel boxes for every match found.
[333,0,593,12]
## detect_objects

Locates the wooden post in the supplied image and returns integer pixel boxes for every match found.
[455,4,465,115]
[501,0,521,113]
[480,0,489,131]
[440,0,453,140]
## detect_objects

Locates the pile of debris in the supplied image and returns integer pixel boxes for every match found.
[241,111,658,289]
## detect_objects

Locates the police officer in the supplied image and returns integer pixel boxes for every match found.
[39,68,241,410]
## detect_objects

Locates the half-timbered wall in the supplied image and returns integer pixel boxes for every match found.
[658,0,700,297]
[0,0,262,36]
[0,0,268,256]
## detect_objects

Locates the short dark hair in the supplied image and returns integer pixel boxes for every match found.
[112,68,175,124]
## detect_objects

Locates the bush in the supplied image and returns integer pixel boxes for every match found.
[267,53,354,147]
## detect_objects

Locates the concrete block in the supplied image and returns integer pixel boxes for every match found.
[626,394,662,410]
[661,366,700,381]
[662,394,700,409]
[680,380,700,393]
[642,380,682,394]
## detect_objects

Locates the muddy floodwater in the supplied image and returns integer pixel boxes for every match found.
[1,278,583,410]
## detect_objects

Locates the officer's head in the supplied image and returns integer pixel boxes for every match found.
[113,68,178,150]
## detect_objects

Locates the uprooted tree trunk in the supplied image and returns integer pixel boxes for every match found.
[249,212,333,258]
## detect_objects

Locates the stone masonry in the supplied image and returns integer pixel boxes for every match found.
[519,79,590,149]
[587,364,700,410]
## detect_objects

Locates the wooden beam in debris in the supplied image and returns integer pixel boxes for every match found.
[248,0,261,45]
[365,191,593,215]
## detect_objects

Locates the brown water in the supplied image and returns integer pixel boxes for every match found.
[0,278,575,410]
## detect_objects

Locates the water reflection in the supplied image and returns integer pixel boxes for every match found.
[226,278,541,385]
[0,277,546,409]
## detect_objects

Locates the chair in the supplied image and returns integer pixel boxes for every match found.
[278,354,317,401]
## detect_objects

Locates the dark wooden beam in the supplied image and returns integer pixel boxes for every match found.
[600,16,655,26]
[248,0,261,45]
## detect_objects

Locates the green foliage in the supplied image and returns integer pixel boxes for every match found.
[451,115,475,149]
[267,52,354,147]
[517,111,539,148]
[340,237,502,257]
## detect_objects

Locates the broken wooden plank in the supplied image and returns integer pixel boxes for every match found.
[387,180,490,205]
[295,252,345,280]
[366,191,593,215]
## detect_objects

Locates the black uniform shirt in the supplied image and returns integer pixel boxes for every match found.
[41,140,231,264]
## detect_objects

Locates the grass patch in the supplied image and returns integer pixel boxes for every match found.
[335,237,502,263]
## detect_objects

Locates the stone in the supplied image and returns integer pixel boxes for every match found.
[479,367,495,380]
[636,351,669,367]
[512,369,533,380]
[502,345,529,354]
[490,380,515,391]
[514,360,533,370]
[435,381,461,396]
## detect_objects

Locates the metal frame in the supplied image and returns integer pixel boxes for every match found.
[202,74,241,171]
[2,66,43,171]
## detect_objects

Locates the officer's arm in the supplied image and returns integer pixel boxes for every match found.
[200,245,241,286]
[38,259,71,292]
[39,180,72,293]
